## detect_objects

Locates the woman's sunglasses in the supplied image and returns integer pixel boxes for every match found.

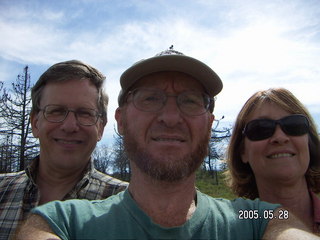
[243,114,309,141]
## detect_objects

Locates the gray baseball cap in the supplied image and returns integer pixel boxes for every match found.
[118,49,223,105]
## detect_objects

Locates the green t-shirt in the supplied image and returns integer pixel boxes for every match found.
[32,189,280,239]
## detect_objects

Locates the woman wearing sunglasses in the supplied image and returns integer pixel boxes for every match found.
[225,87,320,233]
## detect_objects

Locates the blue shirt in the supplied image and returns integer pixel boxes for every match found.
[32,189,280,240]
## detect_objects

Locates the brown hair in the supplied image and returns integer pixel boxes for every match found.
[31,60,108,124]
[225,88,320,199]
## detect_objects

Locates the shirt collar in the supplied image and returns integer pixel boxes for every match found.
[25,156,40,185]
[25,155,94,190]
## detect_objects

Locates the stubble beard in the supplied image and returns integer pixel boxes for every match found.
[122,123,211,182]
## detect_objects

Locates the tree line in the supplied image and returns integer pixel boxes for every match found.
[0,66,231,183]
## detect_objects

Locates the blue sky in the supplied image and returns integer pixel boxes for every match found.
[1,0,320,145]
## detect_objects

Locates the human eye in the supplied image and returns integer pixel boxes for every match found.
[180,92,204,108]
[77,108,96,118]
[136,90,163,105]
[46,106,66,116]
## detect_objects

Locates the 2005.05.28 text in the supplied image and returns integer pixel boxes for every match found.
[238,209,289,220]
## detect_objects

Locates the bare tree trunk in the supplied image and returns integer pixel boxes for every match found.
[0,66,39,172]
[19,66,29,170]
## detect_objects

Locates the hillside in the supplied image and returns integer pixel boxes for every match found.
[196,171,236,200]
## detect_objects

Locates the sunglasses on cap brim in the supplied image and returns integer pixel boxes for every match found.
[243,114,310,141]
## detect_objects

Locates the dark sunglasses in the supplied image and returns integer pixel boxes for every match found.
[243,114,309,141]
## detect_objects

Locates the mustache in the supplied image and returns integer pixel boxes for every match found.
[149,125,189,136]
[122,121,212,182]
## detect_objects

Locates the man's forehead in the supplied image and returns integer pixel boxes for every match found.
[40,78,99,99]
[133,71,206,92]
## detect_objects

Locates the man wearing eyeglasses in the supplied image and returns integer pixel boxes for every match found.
[0,60,128,239]
[13,50,318,239]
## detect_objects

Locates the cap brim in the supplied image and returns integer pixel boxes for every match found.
[120,54,223,98]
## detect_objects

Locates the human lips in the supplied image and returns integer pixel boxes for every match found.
[267,152,295,159]
[152,135,186,143]
[54,138,83,145]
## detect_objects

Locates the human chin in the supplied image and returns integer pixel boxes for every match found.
[124,131,209,182]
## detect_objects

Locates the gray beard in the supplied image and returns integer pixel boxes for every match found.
[123,126,211,182]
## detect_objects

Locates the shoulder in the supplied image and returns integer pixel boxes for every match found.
[203,193,279,210]
[0,170,26,179]
[91,169,128,184]
[196,192,279,238]
[198,191,280,221]
[0,171,27,187]
[90,169,128,188]
[31,191,126,237]
[75,169,128,200]
[29,191,133,239]
[34,190,125,217]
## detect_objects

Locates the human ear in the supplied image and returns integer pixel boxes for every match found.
[115,107,124,135]
[208,113,215,127]
[30,112,40,138]
[241,145,249,163]
[97,120,106,141]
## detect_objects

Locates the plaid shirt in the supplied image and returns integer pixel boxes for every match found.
[0,156,128,239]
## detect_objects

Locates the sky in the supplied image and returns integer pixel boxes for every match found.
[1,0,320,146]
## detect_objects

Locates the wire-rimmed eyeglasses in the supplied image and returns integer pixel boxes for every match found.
[39,104,102,126]
[127,88,213,116]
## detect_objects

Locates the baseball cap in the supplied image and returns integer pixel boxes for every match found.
[118,48,223,105]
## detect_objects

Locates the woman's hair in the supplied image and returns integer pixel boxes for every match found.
[31,60,108,124]
[225,87,320,199]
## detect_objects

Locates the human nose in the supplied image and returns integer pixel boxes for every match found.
[269,125,289,144]
[60,110,80,132]
[157,97,182,127]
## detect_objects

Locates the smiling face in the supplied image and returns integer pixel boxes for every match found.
[241,101,310,186]
[31,78,105,171]
[115,71,214,181]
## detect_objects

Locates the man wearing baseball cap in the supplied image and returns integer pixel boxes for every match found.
[14,49,316,239]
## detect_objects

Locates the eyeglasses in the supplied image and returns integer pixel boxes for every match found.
[243,114,309,141]
[40,105,102,126]
[127,88,213,116]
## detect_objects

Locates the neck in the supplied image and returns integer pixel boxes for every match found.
[129,165,197,227]
[36,159,88,204]
[257,178,314,231]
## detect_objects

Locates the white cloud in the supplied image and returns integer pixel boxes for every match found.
[1,0,320,142]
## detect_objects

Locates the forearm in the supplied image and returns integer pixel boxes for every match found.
[11,214,61,240]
